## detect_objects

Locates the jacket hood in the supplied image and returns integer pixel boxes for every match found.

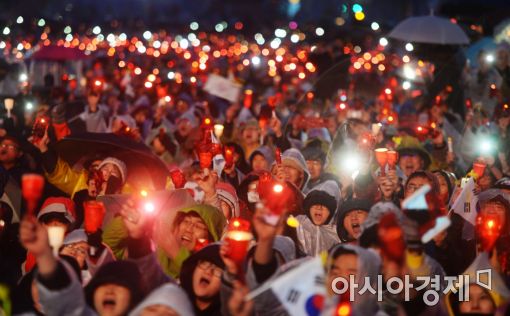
[303,180,340,225]
[328,244,382,315]
[336,199,373,242]
[179,243,224,314]
[178,205,226,242]
[271,148,310,190]
[446,252,510,316]
[249,146,275,167]
[129,283,194,316]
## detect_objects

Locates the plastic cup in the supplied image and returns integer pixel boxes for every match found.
[83,201,106,234]
[47,226,65,256]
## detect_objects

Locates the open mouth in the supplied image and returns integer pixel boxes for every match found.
[199,277,211,286]
[181,235,192,243]
[314,213,323,220]
[351,223,360,233]
[102,299,116,309]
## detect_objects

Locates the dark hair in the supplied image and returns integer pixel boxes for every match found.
[405,171,439,195]
[329,246,357,262]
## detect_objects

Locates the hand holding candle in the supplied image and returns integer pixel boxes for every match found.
[223,218,253,279]
[170,168,186,189]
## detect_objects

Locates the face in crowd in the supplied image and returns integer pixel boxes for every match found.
[192,260,223,304]
[93,283,132,316]
[343,210,368,240]
[327,250,358,296]
[173,212,210,251]
[399,154,424,178]
[306,159,322,182]
[0,138,22,167]
[310,204,330,226]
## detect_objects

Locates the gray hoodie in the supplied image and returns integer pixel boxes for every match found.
[129,283,194,316]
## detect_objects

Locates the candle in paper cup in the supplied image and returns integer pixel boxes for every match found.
[4,98,14,113]
[47,226,65,256]
[84,201,106,234]
[213,124,224,139]
[371,123,382,136]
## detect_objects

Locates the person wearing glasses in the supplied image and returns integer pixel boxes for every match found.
[179,243,225,316]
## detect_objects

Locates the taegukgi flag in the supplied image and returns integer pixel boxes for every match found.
[270,257,327,316]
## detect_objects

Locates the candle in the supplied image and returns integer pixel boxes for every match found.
[224,146,234,168]
[213,124,224,139]
[83,201,106,234]
[472,162,486,178]
[170,169,186,189]
[199,152,213,169]
[447,137,453,153]
[374,148,388,176]
[47,226,66,257]
[22,174,45,216]
[4,98,14,118]
[243,89,253,108]
[387,151,398,169]
[275,148,282,165]
[224,218,253,279]
[371,123,382,136]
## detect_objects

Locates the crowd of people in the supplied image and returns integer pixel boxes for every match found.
[0,23,510,316]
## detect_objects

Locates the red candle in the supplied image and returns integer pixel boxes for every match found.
[170,169,186,189]
[387,150,398,169]
[476,214,502,252]
[224,218,253,278]
[243,89,253,108]
[224,146,234,168]
[199,152,213,169]
[83,201,106,234]
[275,148,282,165]
[374,148,388,176]
[22,174,45,216]
[473,162,486,178]
[194,238,209,252]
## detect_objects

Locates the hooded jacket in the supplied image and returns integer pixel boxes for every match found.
[129,283,194,316]
[297,180,341,256]
[103,197,226,279]
[271,148,311,190]
[336,199,373,243]
[445,252,510,315]
[179,243,225,316]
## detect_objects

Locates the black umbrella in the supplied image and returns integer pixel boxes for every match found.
[54,133,169,190]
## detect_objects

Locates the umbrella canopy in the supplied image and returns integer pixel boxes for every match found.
[30,45,88,61]
[54,133,169,190]
[464,37,498,67]
[389,15,470,45]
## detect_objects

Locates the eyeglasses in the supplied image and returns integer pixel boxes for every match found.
[62,244,88,256]
[197,260,223,278]
[181,217,208,234]
[1,143,18,151]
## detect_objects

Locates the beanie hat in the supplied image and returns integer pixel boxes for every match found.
[304,180,340,224]
[63,229,88,245]
[98,157,127,184]
[37,197,76,224]
[216,182,240,218]
[129,283,194,316]
[85,261,144,310]
[336,199,372,242]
